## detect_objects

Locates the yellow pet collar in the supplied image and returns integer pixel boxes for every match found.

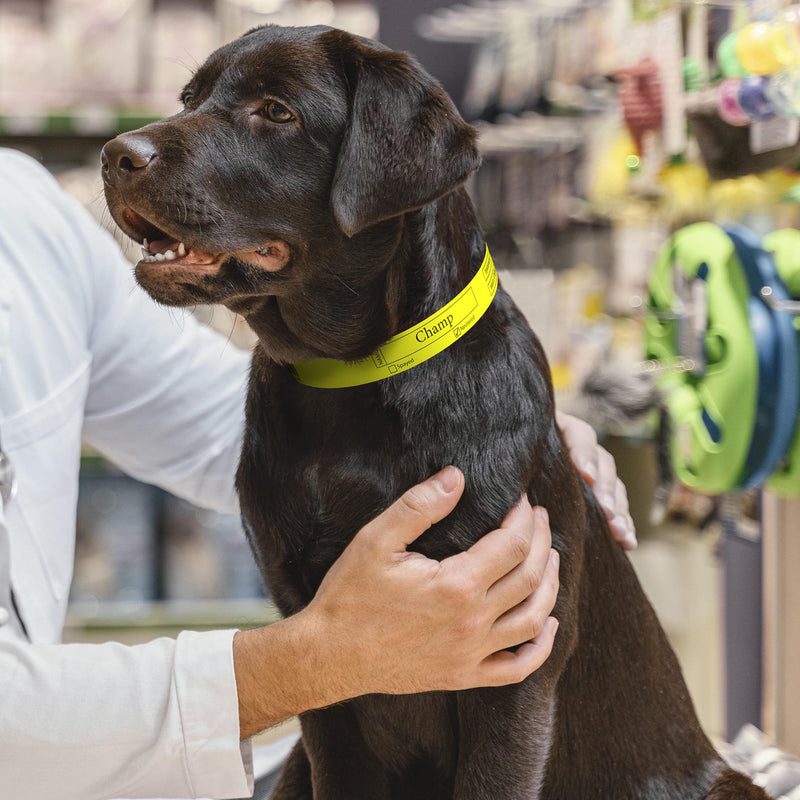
[289,247,498,389]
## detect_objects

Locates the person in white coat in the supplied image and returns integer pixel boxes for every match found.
[0,148,635,800]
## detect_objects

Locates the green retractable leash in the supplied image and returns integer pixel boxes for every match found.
[646,222,800,497]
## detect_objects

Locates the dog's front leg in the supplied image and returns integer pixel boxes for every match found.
[298,706,394,799]
[271,738,313,800]
[453,682,558,800]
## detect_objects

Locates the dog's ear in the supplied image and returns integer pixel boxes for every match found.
[325,34,481,237]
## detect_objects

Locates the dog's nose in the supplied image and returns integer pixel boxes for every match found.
[101,134,158,179]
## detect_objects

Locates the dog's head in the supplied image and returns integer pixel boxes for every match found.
[102,25,479,358]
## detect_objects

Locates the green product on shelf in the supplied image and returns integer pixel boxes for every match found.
[646,222,758,494]
[647,222,800,497]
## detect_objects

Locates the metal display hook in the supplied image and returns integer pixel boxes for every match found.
[638,357,698,375]
[629,294,686,322]
[635,286,800,319]
[760,286,800,315]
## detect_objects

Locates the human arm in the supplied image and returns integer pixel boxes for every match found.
[556,411,637,549]
[0,467,557,798]
[234,466,559,738]
[0,627,252,800]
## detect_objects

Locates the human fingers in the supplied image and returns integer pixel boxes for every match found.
[488,548,559,652]
[555,411,600,484]
[358,466,465,553]
[556,412,637,549]
[484,505,554,613]
[476,616,560,687]
[444,495,537,590]
[593,446,619,517]
[609,478,637,550]
[594,450,638,549]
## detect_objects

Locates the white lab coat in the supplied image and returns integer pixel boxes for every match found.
[0,149,255,799]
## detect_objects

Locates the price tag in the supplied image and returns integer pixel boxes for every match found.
[750,116,800,154]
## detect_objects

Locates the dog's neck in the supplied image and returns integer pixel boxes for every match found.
[396,189,486,329]
[239,187,486,366]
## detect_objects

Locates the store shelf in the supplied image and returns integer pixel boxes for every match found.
[0,109,164,138]
[0,109,168,166]
[65,599,280,637]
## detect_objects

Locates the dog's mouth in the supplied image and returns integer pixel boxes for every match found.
[120,206,289,274]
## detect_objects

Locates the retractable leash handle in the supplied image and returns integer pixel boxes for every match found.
[646,222,800,498]
[646,222,759,495]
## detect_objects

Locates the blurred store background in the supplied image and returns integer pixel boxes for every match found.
[3,0,800,779]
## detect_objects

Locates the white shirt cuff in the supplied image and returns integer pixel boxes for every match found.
[173,629,254,799]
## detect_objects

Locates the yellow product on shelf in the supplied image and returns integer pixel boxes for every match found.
[658,161,710,225]
[588,128,638,211]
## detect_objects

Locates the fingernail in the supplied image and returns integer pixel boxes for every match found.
[550,549,560,567]
[611,514,628,533]
[583,462,597,482]
[435,466,461,494]
[552,617,559,634]
[601,495,615,514]
[624,531,638,550]
[534,506,549,524]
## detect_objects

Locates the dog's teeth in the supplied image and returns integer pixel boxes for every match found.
[164,249,176,261]
[155,253,166,261]
[178,242,186,256]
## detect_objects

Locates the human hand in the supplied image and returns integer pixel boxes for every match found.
[556,410,637,549]
[303,466,560,699]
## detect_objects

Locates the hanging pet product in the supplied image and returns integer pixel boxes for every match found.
[758,227,800,497]
[645,222,800,497]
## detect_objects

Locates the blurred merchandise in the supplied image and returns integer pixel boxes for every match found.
[73,463,264,605]
[146,0,219,113]
[162,497,265,602]
[0,0,378,128]
[73,470,161,604]
[50,0,148,107]
[0,1,49,115]
[618,58,664,155]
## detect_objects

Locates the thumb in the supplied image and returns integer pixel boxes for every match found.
[361,467,465,553]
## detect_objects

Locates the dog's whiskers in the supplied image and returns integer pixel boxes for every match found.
[225,313,238,349]
[328,269,359,297]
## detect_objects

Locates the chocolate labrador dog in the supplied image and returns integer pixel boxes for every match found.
[101,24,767,800]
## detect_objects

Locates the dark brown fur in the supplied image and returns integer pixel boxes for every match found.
[101,25,767,800]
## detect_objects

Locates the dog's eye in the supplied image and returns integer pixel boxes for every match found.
[263,101,295,123]
[180,91,194,106]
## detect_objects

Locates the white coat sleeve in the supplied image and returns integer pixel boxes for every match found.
[0,151,255,799]
[0,629,254,800]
